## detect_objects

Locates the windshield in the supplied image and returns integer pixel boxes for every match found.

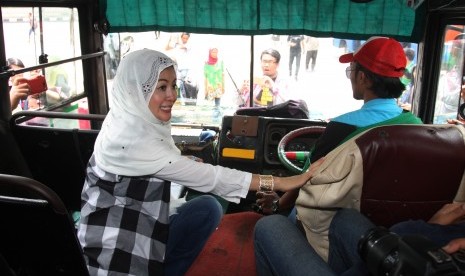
[102,32,415,126]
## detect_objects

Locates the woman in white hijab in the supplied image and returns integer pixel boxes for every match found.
[78,49,322,276]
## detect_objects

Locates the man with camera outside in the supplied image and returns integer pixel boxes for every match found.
[254,202,465,275]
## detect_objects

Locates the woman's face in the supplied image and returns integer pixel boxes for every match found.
[148,66,177,122]
[210,49,218,58]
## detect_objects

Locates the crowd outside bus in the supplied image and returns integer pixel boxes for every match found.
[99,32,379,123]
[4,10,373,122]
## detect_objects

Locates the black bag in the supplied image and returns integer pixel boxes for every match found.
[235,99,309,119]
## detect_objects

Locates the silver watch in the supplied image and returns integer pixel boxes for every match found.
[271,199,280,213]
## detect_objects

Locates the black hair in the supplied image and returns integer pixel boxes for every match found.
[355,62,406,99]
[7,58,25,69]
[260,48,281,63]
[181,32,190,37]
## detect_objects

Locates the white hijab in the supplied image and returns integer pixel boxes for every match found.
[94,49,182,176]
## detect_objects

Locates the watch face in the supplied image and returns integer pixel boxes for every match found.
[272,200,279,212]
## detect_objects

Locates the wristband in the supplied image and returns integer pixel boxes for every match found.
[259,175,274,192]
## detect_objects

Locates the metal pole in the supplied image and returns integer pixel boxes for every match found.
[0,52,106,79]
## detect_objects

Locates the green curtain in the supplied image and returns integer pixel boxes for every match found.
[102,0,257,34]
[103,0,422,42]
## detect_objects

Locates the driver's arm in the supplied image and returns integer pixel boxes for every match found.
[278,188,300,211]
[255,184,300,215]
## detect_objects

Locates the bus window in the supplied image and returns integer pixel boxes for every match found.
[103,32,253,126]
[106,32,411,126]
[103,32,419,127]
[2,7,85,116]
[434,25,465,123]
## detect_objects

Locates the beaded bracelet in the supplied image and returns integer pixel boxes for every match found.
[259,175,274,192]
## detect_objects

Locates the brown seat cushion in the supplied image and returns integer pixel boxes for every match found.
[356,125,465,227]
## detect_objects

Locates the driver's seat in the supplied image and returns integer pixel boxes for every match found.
[295,124,465,260]
[356,124,465,227]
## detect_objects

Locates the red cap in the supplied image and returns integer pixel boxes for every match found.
[339,37,406,78]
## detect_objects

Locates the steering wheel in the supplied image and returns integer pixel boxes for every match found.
[277,126,326,174]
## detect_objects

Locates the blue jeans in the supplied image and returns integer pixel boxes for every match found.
[327,209,372,276]
[165,195,223,276]
[254,209,373,276]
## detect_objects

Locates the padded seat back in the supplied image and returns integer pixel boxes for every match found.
[0,174,89,275]
[356,124,465,227]
[10,111,104,211]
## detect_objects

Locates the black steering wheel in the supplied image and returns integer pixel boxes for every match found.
[277,126,326,174]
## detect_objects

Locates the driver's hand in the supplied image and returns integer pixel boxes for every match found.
[428,203,465,225]
[256,191,279,215]
[443,238,465,254]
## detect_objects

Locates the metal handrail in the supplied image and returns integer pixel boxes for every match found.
[0,51,106,79]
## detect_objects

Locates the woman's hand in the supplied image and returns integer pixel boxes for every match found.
[9,77,30,110]
[274,157,325,192]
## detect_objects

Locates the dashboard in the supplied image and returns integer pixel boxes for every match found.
[218,115,326,176]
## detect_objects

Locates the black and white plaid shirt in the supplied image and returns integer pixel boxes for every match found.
[78,155,169,275]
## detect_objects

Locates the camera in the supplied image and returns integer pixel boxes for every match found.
[358,226,465,276]
[18,74,48,95]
